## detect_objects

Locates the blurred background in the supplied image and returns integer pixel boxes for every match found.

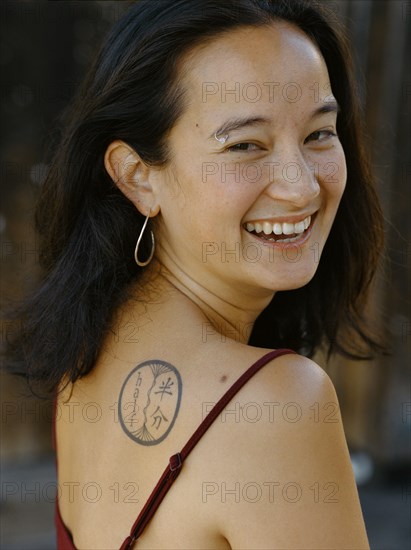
[0,1,410,548]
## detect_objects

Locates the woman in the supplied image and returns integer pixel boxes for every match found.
[6,0,384,548]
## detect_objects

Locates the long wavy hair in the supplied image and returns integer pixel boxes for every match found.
[4,0,385,395]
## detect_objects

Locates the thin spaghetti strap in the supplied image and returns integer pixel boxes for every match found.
[53,397,78,549]
[119,348,296,549]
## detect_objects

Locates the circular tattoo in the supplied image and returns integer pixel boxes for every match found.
[118,360,182,446]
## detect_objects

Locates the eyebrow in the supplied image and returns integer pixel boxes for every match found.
[209,100,340,140]
[209,116,270,140]
[313,100,340,117]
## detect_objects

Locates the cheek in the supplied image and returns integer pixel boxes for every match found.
[332,150,347,199]
[177,167,257,220]
[313,147,347,199]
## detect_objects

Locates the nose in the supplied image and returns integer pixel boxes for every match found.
[263,148,320,207]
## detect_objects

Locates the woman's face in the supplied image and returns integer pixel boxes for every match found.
[154,23,346,302]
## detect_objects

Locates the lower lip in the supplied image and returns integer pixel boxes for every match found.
[244,214,316,249]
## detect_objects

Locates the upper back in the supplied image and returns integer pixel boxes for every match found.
[55,295,368,549]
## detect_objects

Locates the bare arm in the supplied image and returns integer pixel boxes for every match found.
[212,354,369,549]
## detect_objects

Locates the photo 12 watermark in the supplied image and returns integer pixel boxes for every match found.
[202,81,335,104]
[201,400,340,424]
[201,480,339,504]
[201,161,340,185]
[201,240,320,265]
[1,480,140,504]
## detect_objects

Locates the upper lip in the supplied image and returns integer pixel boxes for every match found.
[243,211,317,225]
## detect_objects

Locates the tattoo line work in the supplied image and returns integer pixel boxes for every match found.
[118,360,182,446]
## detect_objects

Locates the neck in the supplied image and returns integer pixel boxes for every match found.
[140,255,275,345]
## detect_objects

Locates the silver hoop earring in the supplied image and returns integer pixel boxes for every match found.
[134,212,155,267]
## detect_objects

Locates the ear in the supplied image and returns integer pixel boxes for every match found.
[104,140,161,217]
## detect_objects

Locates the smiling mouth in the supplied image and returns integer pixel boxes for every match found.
[244,214,315,243]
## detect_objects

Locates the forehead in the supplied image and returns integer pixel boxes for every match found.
[179,23,332,119]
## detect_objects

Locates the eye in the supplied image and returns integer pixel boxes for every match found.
[226,142,261,152]
[304,130,337,144]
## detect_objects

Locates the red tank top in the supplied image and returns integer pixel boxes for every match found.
[54,349,295,549]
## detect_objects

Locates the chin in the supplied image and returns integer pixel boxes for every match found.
[263,262,319,292]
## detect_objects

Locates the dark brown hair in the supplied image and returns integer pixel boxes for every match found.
[4,0,384,395]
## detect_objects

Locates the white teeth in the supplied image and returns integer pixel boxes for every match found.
[244,214,313,238]
[282,222,295,235]
[273,223,282,235]
[263,222,272,235]
[294,221,305,234]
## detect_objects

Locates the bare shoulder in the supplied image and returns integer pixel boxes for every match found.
[248,348,334,393]
[221,346,337,412]
[203,347,369,550]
